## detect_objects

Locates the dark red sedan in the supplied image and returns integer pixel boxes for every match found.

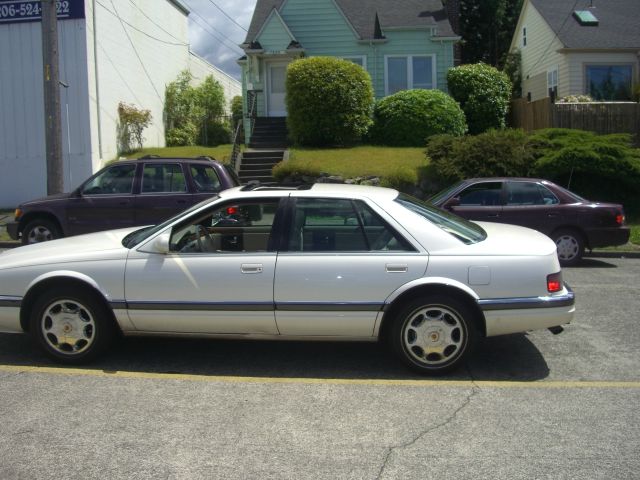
[428,177,630,265]
[7,156,240,245]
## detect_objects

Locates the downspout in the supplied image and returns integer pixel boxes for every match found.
[92,0,103,159]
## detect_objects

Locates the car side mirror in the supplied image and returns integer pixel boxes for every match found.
[138,232,171,254]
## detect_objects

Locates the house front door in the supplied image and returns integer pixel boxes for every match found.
[267,62,288,116]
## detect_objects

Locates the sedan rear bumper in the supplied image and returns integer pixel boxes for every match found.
[479,284,575,337]
[586,226,630,249]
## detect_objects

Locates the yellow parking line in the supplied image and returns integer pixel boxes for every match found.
[2,364,640,388]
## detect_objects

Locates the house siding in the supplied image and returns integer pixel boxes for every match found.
[566,52,639,97]
[256,12,294,52]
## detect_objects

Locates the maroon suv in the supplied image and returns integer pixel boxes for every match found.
[7,156,240,244]
[428,177,630,266]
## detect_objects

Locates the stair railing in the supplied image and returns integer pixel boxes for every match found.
[230,90,258,172]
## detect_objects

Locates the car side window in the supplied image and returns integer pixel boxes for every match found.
[507,182,559,206]
[191,165,222,192]
[169,199,280,253]
[141,163,186,193]
[82,164,136,195]
[287,198,414,252]
[457,182,503,206]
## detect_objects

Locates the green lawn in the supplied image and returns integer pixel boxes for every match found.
[287,146,427,178]
[117,145,234,163]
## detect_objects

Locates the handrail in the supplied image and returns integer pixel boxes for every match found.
[230,90,258,171]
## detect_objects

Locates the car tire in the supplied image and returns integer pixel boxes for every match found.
[22,218,62,245]
[553,229,584,267]
[389,295,476,375]
[29,286,116,364]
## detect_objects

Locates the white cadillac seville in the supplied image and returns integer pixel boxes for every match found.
[0,184,574,374]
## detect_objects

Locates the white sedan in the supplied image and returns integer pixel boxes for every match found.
[0,184,574,374]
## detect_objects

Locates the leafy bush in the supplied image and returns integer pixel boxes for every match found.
[529,129,640,212]
[200,119,231,146]
[370,89,467,146]
[447,63,512,134]
[286,57,374,146]
[164,70,226,146]
[426,129,535,185]
[117,102,152,154]
[231,95,243,128]
[557,95,594,103]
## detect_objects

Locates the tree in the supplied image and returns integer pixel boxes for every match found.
[117,102,152,153]
[459,0,523,66]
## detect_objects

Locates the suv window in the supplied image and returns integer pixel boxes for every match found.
[191,165,222,192]
[142,163,186,193]
[506,182,559,206]
[82,164,136,195]
[287,198,414,252]
[458,182,503,206]
[169,199,280,253]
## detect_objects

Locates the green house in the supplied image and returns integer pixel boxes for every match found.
[239,0,460,144]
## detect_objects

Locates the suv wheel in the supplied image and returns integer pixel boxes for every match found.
[22,218,62,245]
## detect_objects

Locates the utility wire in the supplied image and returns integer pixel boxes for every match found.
[524,0,580,78]
[127,0,189,45]
[182,0,245,55]
[205,0,248,33]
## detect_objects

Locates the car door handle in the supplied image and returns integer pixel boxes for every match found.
[386,264,408,273]
[241,264,263,274]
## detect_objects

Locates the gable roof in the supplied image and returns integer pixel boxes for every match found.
[530,0,640,49]
[243,0,456,45]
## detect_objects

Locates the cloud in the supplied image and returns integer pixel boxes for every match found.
[184,0,257,80]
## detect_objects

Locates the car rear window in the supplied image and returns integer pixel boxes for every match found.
[395,194,487,244]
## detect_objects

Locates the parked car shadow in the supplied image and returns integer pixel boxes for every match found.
[0,332,550,382]
[570,258,618,269]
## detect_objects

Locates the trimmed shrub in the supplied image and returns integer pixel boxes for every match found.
[426,129,535,186]
[370,89,467,146]
[286,57,374,146]
[200,119,231,146]
[447,63,512,134]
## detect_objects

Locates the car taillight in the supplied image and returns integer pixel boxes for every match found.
[226,206,238,215]
[547,272,562,293]
[615,214,625,225]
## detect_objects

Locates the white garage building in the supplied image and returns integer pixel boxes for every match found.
[0,0,241,207]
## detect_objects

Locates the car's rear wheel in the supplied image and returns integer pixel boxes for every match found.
[29,287,115,364]
[22,218,62,245]
[553,229,584,266]
[390,296,476,375]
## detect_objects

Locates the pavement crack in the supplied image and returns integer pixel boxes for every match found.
[375,370,480,480]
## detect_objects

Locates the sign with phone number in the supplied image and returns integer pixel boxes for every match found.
[0,0,85,24]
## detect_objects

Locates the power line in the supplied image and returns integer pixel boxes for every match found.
[127,0,190,45]
[182,0,245,56]
[205,0,248,33]
[97,0,188,46]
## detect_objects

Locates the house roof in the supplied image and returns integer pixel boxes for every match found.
[530,0,640,49]
[243,0,456,45]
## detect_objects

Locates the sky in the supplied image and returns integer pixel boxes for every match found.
[182,0,258,80]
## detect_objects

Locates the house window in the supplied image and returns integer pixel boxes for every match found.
[385,55,435,95]
[522,27,527,47]
[585,64,633,100]
[547,67,558,98]
[341,56,367,70]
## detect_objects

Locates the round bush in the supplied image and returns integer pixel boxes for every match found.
[370,89,467,146]
[286,57,374,146]
[447,63,512,135]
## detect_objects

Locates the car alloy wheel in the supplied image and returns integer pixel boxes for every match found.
[22,218,61,245]
[30,287,115,364]
[391,296,476,375]
[553,229,584,266]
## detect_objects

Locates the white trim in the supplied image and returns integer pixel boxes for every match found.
[384,54,437,96]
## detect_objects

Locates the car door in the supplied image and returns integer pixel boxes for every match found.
[134,162,192,226]
[124,197,283,334]
[273,197,429,337]
[65,163,138,235]
[499,180,563,235]
[187,163,225,204]
[444,181,504,222]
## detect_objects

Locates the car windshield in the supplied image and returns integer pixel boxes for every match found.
[121,195,219,248]
[395,194,486,244]
[427,181,465,205]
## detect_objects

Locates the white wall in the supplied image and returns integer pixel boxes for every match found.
[189,51,242,113]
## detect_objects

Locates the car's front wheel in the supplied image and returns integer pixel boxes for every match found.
[22,218,62,245]
[390,296,476,375]
[553,229,584,266]
[29,287,115,364]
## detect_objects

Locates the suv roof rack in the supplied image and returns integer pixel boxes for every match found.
[240,181,313,192]
[139,155,161,159]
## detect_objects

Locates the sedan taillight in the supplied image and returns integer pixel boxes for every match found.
[615,213,625,225]
[547,272,562,293]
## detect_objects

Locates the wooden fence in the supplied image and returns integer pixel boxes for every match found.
[510,98,640,144]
